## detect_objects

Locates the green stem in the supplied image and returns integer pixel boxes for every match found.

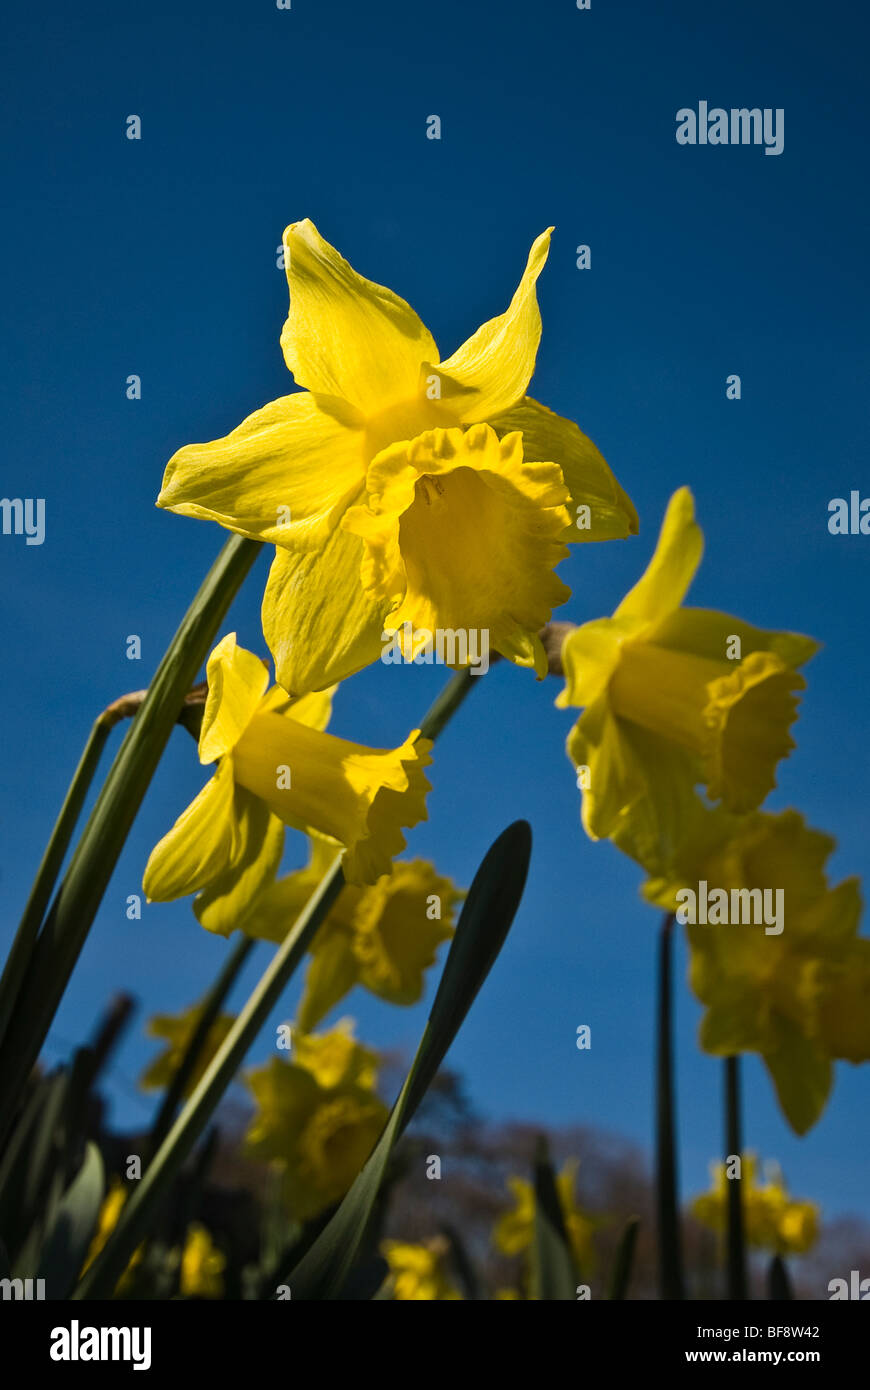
[0,534,262,1145]
[76,858,345,1299]
[725,1055,747,1300]
[0,718,111,1052]
[656,913,684,1299]
[147,935,255,1155]
[768,1254,793,1300]
[417,668,478,742]
[75,662,481,1300]
[0,685,204,1059]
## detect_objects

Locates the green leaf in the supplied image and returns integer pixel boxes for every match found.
[0,1071,69,1262]
[0,534,262,1147]
[37,1142,104,1299]
[530,1138,578,1301]
[607,1216,640,1300]
[283,820,532,1301]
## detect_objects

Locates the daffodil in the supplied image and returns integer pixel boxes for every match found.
[83,1182,227,1297]
[493,1159,596,1271]
[139,1005,236,1098]
[645,807,867,1133]
[179,1223,226,1298]
[143,634,432,920]
[236,834,460,1030]
[557,488,817,874]
[244,1020,388,1220]
[692,1153,819,1256]
[80,1178,144,1290]
[157,221,637,692]
[381,1238,462,1300]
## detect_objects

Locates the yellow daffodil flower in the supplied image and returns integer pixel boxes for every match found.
[80,1178,144,1290]
[139,1005,236,1098]
[179,1223,226,1298]
[557,488,818,874]
[83,1183,226,1297]
[244,1020,388,1220]
[645,807,866,1133]
[692,1153,819,1256]
[143,634,433,920]
[381,1238,462,1300]
[493,1159,596,1271]
[236,833,460,1030]
[157,221,637,692]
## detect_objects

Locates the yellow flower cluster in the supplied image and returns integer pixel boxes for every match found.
[381,1238,462,1300]
[559,488,868,1131]
[243,1020,388,1221]
[82,1179,226,1297]
[493,1159,596,1271]
[692,1154,819,1256]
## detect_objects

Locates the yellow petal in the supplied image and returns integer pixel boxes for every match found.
[292,1019,379,1089]
[290,1090,388,1219]
[262,506,387,696]
[297,930,360,1034]
[258,683,336,731]
[649,607,819,671]
[280,219,439,416]
[435,230,552,421]
[180,1224,226,1299]
[818,932,870,1061]
[140,1007,236,1096]
[763,1020,832,1135]
[349,859,458,1005]
[143,758,239,902]
[239,837,340,944]
[567,696,701,876]
[491,397,638,541]
[343,423,571,677]
[157,391,366,549]
[198,633,270,765]
[615,487,703,626]
[244,1057,319,1160]
[231,711,433,885]
[556,616,642,710]
[193,789,286,936]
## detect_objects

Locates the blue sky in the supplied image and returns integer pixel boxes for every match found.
[2,0,869,1236]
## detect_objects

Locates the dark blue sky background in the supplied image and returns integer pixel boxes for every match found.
[2,0,869,1233]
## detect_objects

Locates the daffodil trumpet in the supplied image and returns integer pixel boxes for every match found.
[143,633,434,931]
[558,488,818,876]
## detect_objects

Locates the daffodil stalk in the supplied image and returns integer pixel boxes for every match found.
[0,716,111,1054]
[146,934,256,1153]
[75,665,480,1300]
[0,684,208,1058]
[725,1056,747,1300]
[656,913,685,1300]
[76,854,345,1300]
[0,534,262,1145]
